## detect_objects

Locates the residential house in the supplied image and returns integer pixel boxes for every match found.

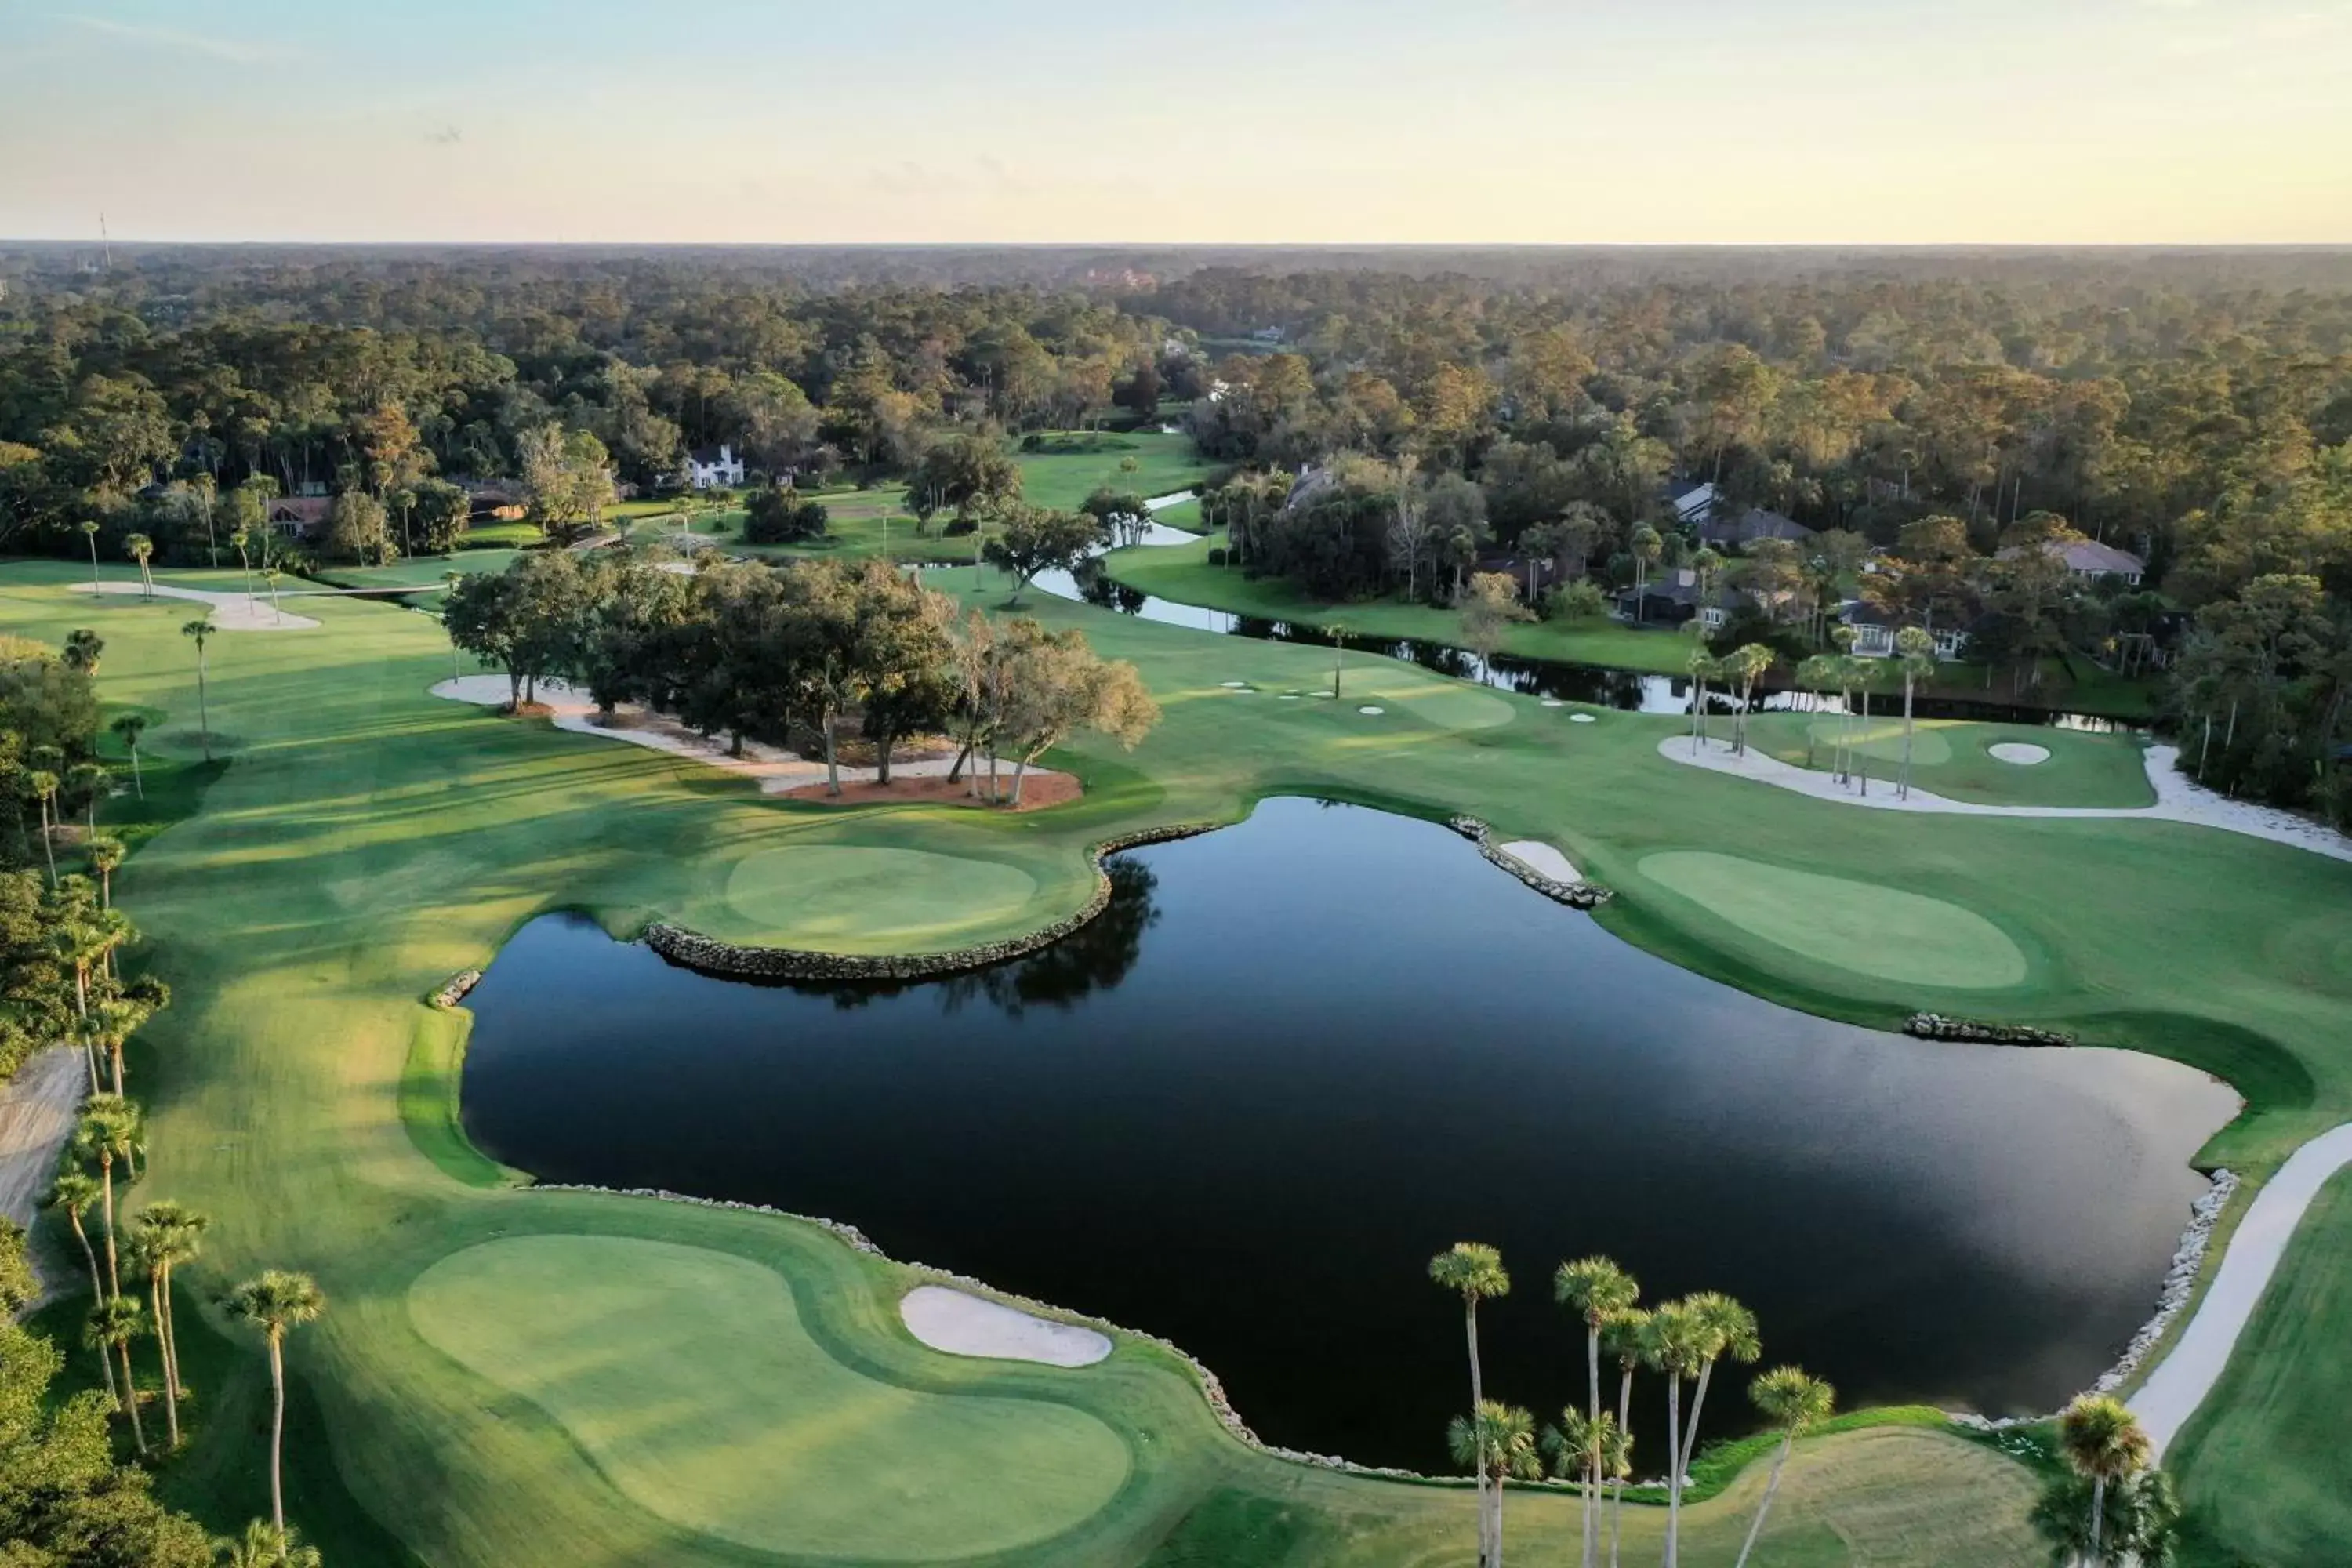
[1697,506,1814,549]
[684,445,746,490]
[1996,537,2147,586]
[266,496,332,539]
[1616,567,1742,630]
[1842,601,1970,662]
[1664,481,1720,527]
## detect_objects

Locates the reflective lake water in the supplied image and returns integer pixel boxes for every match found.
[459,797,2234,1471]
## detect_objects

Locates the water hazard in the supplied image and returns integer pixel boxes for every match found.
[459,798,2233,1471]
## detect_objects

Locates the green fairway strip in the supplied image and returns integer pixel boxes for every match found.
[408,1236,1131,1559]
[1639,851,2031,989]
[724,843,1042,946]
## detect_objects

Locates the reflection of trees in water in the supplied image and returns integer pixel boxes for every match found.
[788,857,1161,1018]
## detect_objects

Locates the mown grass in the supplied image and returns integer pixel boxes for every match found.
[1739,713,2155,808]
[1014,430,1214,510]
[6,551,2345,1564]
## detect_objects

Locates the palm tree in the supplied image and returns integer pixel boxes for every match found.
[1554,1256,1638,1568]
[1600,1308,1649,1568]
[93,991,145,1098]
[125,532,156,599]
[227,1270,328,1533]
[45,1171,118,1400]
[1733,1366,1835,1567]
[132,1201,209,1450]
[68,760,106,841]
[27,769,60,885]
[111,713,150,798]
[1676,1291,1761,1481]
[1430,1242,1511,1566]
[1630,524,1662,622]
[64,628,104,673]
[2057,1395,2152,1565]
[1685,646,1717,753]
[1448,1401,1540,1568]
[1893,625,1936,800]
[1547,1408,1625,1568]
[1639,1300,1711,1568]
[183,619,216,761]
[79,519,103,597]
[89,834,125,907]
[2030,1468,2180,1567]
[213,1521,323,1568]
[1330,622,1352,700]
[263,565,285,624]
[1727,644,1776,756]
[230,528,256,601]
[87,1293,149,1454]
[1795,655,1840,768]
[72,1094,142,1300]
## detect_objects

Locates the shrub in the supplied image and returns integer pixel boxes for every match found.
[1546,579,1611,622]
[743,486,829,544]
[1207,546,1229,567]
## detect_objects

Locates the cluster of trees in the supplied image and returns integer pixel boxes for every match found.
[1426,1243,2179,1568]
[1425,1244,1829,1568]
[444,550,1157,800]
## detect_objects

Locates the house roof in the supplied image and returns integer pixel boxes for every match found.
[688,446,738,466]
[1699,507,1813,546]
[2054,539,2144,575]
[267,497,332,524]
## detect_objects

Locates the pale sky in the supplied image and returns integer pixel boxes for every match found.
[2,0,2349,244]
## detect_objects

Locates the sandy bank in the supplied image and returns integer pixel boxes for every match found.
[900,1285,1112,1367]
[70,581,320,630]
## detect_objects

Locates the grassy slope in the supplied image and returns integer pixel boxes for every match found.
[1014,430,1213,510]
[10,554,2347,1564]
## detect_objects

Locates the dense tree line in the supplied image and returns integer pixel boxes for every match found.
[444,550,1157,801]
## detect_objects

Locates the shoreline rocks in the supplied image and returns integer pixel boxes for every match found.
[643,822,1219,983]
[429,970,483,1010]
[1447,815,1611,909]
[1905,1013,2074,1047]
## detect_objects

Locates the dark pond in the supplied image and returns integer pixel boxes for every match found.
[459,797,2232,1472]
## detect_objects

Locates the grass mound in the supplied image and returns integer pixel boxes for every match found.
[723,843,1042,949]
[1638,851,2031,990]
[407,1236,1131,1558]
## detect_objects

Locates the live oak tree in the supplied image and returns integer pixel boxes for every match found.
[982,504,1105,605]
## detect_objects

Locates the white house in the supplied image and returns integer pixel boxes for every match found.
[1843,602,1969,662]
[684,445,746,490]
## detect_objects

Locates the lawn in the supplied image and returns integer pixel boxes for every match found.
[1736,713,2157,809]
[1014,429,1214,510]
[6,552,2348,1564]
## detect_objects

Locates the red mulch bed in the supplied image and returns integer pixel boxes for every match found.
[780,770,1082,812]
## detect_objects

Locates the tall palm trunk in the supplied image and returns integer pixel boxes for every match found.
[1732,1428,1798,1568]
[67,1213,118,1400]
[1900,674,1917,800]
[1680,1358,1719,1478]
[194,655,212,761]
[117,1336,147,1454]
[1664,1375,1684,1568]
[266,1334,289,1532]
[1583,1327,1602,1568]
[98,1156,122,1300]
[1490,1465,1507,1568]
[1610,1366,1633,1568]
[1464,1301,1490,1568]
[39,798,57,885]
[151,1273,180,1446]
[2088,1475,2105,1561]
[1690,676,1707,753]
[160,1265,184,1403]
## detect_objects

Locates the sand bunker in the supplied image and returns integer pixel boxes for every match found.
[1498,840,1580,883]
[71,582,319,630]
[1358,705,1385,715]
[1570,713,1597,724]
[900,1286,1112,1367]
[1988,742,2051,765]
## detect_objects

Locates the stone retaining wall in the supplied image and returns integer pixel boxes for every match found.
[1446,815,1611,909]
[644,822,1221,983]
[1905,1012,2074,1047]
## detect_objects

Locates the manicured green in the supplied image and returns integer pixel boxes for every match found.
[8,550,2348,1564]
[2169,1166,2352,1566]
[1639,851,2034,990]
[410,1236,1131,1557]
[1740,714,2157,809]
[1014,430,1214,511]
[721,843,1044,949]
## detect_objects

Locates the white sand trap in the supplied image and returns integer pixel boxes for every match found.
[900,1286,1112,1367]
[1540,698,1566,708]
[70,582,318,630]
[1357,705,1385,715]
[1278,694,1301,700]
[1498,840,1580,883]
[1989,742,2050,765]
[1570,713,1597,724]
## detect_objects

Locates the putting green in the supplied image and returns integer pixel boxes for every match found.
[1803,717,1956,767]
[408,1236,1129,1559]
[725,844,1040,948]
[1638,851,2030,989]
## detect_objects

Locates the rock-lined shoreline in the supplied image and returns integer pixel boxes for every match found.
[1904,1013,2074,1047]
[429,970,483,1010]
[1446,815,1611,909]
[644,822,1220,982]
[1949,1167,2239,1432]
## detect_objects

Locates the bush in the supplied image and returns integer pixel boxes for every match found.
[1207,546,1229,567]
[743,487,829,544]
[1545,579,1610,622]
